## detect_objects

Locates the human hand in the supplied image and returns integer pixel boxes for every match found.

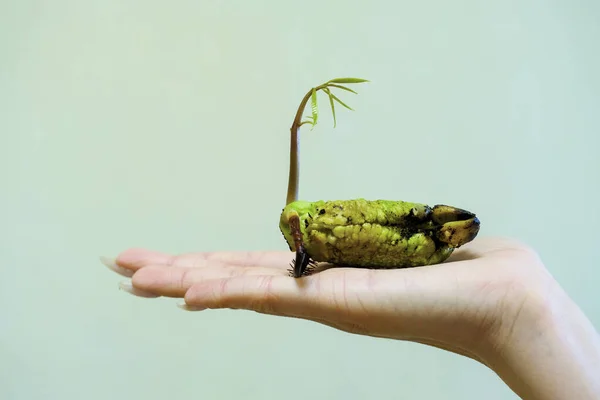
[101,237,543,360]
[101,236,600,400]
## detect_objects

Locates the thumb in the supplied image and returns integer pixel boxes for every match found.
[179,265,492,349]
[180,274,324,318]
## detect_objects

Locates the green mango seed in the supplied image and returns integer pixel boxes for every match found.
[280,199,480,269]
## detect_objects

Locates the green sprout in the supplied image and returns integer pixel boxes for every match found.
[286,77,369,205]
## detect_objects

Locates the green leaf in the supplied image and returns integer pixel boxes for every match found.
[327,77,369,84]
[300,119,314,128]
[310,87,318,126]
[327,83,358,94]
[330,92,354,111]
[323,87,337,128]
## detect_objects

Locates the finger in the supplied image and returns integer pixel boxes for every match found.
[100,256,136,278]
[128,265,288,298]
[180,272,377,322]
[117,280,160,298]
[114,249,294,271]
[102,248,296,278]
[100,248,174,277]
[181,275,323,317]
[116,248,174,270]
[183,251,295,269]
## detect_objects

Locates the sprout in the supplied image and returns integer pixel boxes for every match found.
[286,77,369,205]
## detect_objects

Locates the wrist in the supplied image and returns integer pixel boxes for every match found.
[482,275,600,400]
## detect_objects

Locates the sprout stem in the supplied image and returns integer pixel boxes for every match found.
[286,84,327,205]
[285,78,367,205]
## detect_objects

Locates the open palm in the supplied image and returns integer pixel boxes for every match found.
[102,236,552,367]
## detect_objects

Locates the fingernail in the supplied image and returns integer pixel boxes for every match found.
[176,302,206,311]
[118,280,159,298]
[100,256,134,278]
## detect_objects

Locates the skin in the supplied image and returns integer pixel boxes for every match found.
[102,236,600,399]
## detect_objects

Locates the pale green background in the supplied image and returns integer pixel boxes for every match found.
[1,1,598,399]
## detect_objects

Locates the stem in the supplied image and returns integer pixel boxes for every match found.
[286,84,326,205]
[286,126,300,205]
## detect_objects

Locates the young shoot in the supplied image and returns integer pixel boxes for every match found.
[286,77,369,205]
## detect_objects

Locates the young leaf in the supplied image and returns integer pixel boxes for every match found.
[330,92,354,111]
[310,88,318,126]
[327,77,369,84]
[323,87,337,128]
[327,83,358,94]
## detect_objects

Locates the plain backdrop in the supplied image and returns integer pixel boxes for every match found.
[1,1,598,399]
